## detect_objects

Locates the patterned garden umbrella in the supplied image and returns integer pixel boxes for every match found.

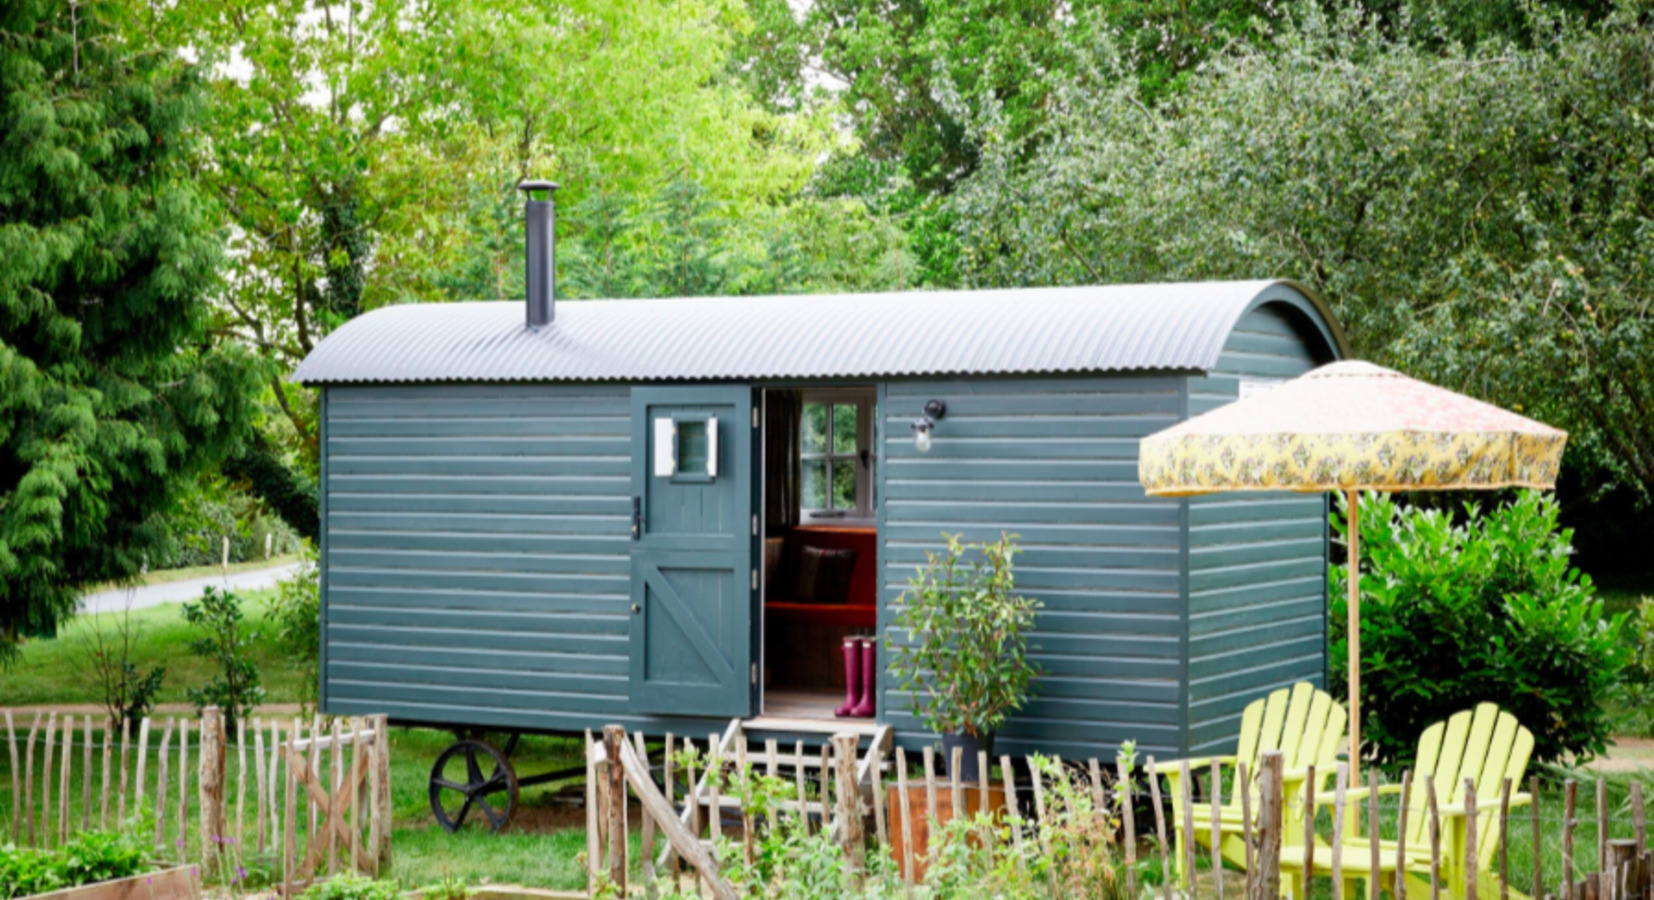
[1138,360,1567,776]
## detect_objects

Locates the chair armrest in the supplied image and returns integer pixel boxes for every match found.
[1310,783,1405,806]
[1439,792,1533,817]
[1148,756,1237,775]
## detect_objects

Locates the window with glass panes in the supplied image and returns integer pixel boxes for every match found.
[800,391,873,520]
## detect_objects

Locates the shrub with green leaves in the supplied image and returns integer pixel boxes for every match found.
[181,586,266,735]
[886,533,1041,739]
[298,874,404,900]
[0,829,151,899]
[268,544,321,715]
[1330,491,1628,769]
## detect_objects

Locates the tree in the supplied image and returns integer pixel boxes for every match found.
[0,0,263,661]
[950,0,1654,502]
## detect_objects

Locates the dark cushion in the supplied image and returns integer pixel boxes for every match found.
[793,545,858,604]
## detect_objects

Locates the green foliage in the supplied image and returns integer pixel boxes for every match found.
[949,0,1654,503]
[1328,491,1629,768]
[181,587,266,734]
[155,473,301,570]
[0,0,265,663]
[1615,598,1654,735]
[0,829,152,900]
[297,874,404,900]
[77,603,166,732]
[268,546,321,715]
[886,533,1041,738]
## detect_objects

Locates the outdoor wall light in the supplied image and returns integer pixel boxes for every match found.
[911,399,947,452]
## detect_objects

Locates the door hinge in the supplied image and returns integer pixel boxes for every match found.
[752,514,759,536]
[751,663,758,685]
[752,408,759,428]
[751,568,758,591]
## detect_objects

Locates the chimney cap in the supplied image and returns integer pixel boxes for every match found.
[518,179,559,195]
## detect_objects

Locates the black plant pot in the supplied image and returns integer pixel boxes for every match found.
[940,731,996,783]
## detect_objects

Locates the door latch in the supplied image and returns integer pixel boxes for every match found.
[631,496,643,540]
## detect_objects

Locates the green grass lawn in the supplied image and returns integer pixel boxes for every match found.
[0,590,307,708]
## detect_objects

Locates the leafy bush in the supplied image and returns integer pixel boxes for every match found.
[76,601,166,732]
[181,587,266,735]
[1616,598,1654,736]
[886,533,1041,738]
[0,829,151,899]
[298,874,404,900]
[1330,491,1628,769]
[268,544,321,715]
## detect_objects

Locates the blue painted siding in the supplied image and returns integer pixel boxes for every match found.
[320,383,727,735]
[877,376,1187,759]
[1184,305,1331,753]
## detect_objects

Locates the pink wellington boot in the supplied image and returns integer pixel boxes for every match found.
[835,637,862,717]
[851,638,877,718]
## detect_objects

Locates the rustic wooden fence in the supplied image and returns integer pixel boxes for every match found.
[2,708,390,895]
[585,725,1654,900]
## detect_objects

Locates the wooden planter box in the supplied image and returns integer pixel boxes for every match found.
[20,865,199,900]
[886,785,1008,882]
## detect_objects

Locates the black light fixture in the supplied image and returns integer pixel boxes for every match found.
[911,399,947,452]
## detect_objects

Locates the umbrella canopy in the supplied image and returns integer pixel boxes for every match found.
[1137,360,1567,777]
[1141,361,1566,496]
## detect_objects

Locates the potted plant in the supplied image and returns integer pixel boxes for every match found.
[886,532,1040,782]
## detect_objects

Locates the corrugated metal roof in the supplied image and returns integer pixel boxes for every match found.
[290,280,1345,385]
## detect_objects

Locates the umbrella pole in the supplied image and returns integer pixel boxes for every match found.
[1347,488,1360,784]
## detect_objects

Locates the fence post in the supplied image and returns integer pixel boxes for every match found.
[1256,750,1284,900]
[374,714,392,871]
[832,734,865,885]
[200,707,227,872]
[604,726,628,895]
[1611,841,1638,900]
[283,719,299,898]
[5,712,17,845]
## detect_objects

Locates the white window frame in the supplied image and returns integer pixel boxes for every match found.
[800,389,875,523]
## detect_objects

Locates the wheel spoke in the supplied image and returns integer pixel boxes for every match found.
[452,796,474,829]
[477,796,505,831]
[476,773,510,796]
[432,778,470,794]
[465,747,485,786]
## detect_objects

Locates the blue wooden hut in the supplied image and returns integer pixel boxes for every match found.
[291,187,1347,828]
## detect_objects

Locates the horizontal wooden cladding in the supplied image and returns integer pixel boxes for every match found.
[1188,495,1325,527]
[329,530,627,555]
[329,622,625,655]
[885,375,1183,399]
[329,511,628,536]
[329,455,629,477]
[328,604,621,634]
[329,641,622,675]
[327,416,627,438]
[329,661,621,699]
[330,493,628,516]
[324,696,724,737]
[883,521,1178,547]
[1188,610,1323,662]
[331,566,625,596]
[329,474,628,495]
[330,547,627,576]
[329,585,619,615]
[328,436,632,457]
[879,375,1196,753]
[885,541,1178,571]
[328,677,629,716]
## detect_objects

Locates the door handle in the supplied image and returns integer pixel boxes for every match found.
[631,496,643,539]
[631,603,641,614]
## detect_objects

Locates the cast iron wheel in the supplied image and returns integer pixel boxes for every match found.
[429,739,519,833]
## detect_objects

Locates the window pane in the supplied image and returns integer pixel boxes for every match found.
[831,459,857,511]
[802,459,828,510]
[802,403,828,455]
[677,420,708,474]
[831,404,859,455]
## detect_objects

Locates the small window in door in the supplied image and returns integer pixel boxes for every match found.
[800,391,872,520]
[654,414,719,481]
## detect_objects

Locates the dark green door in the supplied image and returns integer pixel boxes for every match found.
[628,386,758,717]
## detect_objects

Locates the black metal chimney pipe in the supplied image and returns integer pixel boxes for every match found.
[519,179,558,328]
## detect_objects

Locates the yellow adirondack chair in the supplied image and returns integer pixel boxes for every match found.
[1278,702,1536,900]
[1152,682,1346,886]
